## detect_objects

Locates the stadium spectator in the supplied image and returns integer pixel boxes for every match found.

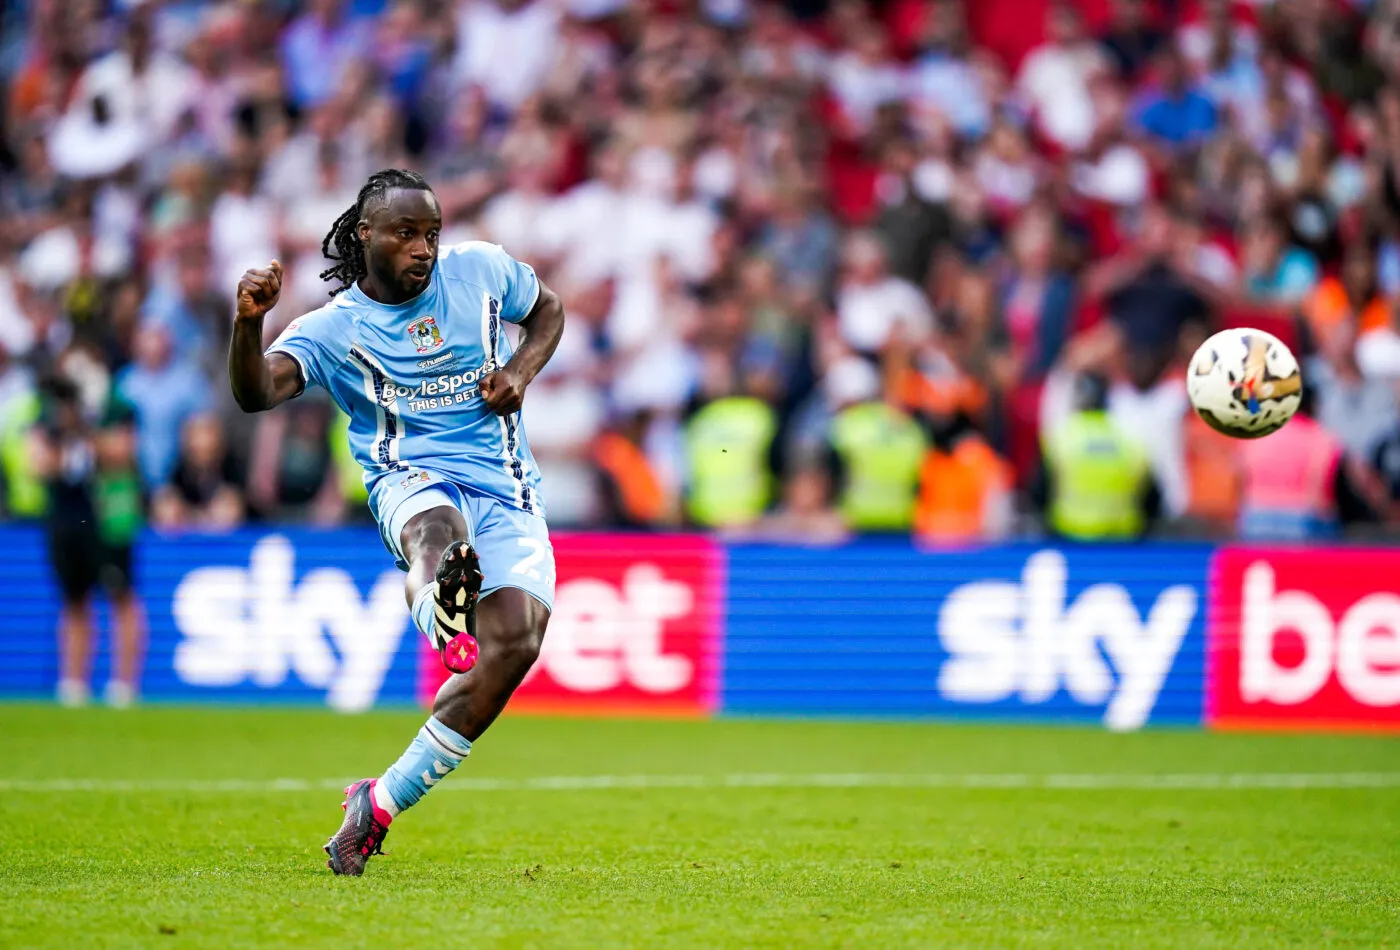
[453,0,561,112]
[1306,318,1400,460]
[141,243,229,376]
[827,18,905,136]
[871,137,950,288]
[1017,2,1107,152]
[1303,240,1390,341]
[116,322,211,488]
[823,356,926,532]
[1001,206,1076,381]
[280,0,372,110]
[209,156,279,295]
[682,363,779,530]
[1181,0,1261,127]
[1239,215,1320,305]
[1367,403,1400,508]
[593,410,674,528]
[1236,384,1394,539]
[744,458,848,543]
[1089,204,1210,386]
[1036,372,1159,541]
[153,413,244,531]
[1279,128,1342,266]
[1134,47,1218,150]
[757,183,841,294]
[941,167,1002,269]
[525,358,609,526]
[243,393,341,523]
[1071,75,1152,208]
[913,425,1015,544]
[973,119,1041,217]
[835,230,934,359]
[1098,0,1164,82]
[906,0,991,139]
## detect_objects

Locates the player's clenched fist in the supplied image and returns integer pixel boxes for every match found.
[479,365,528,416]
[236,261,283,321]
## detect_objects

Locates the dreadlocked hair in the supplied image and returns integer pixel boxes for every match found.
[319,169,433,296]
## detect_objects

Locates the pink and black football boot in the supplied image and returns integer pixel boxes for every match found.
[433,542,483,674]
[324,779,392,876]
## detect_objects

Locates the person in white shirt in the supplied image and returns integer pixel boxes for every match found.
[1016,2,1109,151]
[209,157,278,293]
[826,22,906,135]
[70,8,198,149]
[1071,76,1151,206]
[480,159,555,262]
[835,231,934,358]
[454,0,562,111]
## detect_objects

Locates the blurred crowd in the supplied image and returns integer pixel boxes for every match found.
[4,0,1400,544]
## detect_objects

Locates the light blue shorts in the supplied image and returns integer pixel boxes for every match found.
[369,468,555,611]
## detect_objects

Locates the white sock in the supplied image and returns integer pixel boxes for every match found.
[372,778,402,818]
[57,679,89,708]
[411,582,438,643]
[104,681,136,709]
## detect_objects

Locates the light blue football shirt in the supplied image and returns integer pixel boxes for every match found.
[268,241,544,516]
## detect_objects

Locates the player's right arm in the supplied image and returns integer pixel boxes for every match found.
[229,261,303,413]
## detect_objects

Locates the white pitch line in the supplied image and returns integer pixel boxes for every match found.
[1,773,1398,793]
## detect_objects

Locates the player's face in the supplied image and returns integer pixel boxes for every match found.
[359,189,442,302]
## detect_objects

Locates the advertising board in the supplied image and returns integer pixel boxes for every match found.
[4,526,1396,733]
[418,534,724,716]
[1207,548,1400,730]
[723,543,1210,729]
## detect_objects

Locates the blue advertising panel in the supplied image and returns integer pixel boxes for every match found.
[1,526,62,697]
[0,527,420,709]
[722,542,1211,728]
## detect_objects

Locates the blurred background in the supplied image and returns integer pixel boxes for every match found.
[2,0,1400,723]
[8,0,1400,544]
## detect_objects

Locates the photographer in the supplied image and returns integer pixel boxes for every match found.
[31,360,145,708]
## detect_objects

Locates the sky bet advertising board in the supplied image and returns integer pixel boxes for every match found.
[723,543,1209,729]
[0,525,1396,732]
[1207,548,1400,731]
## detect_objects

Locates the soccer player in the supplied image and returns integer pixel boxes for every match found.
[228,169,564,875]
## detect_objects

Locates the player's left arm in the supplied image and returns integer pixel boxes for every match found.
[480,280,565,416]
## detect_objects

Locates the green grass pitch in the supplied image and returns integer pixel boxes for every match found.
[2,706,1398,948]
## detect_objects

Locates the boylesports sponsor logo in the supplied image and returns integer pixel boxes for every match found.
[380,360,498,412]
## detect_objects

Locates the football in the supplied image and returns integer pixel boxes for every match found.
[1186,327,1303,439]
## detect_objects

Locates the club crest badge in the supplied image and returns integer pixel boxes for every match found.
[407,316,444,353]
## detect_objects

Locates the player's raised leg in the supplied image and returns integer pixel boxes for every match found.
[401,506,483,675]
[325,505,550,875]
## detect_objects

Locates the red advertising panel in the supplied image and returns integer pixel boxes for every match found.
[419,534,723,716]
[1208,548,1400,730]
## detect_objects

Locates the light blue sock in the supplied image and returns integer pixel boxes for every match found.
[377,717,472,816]
[411,583,436,641]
